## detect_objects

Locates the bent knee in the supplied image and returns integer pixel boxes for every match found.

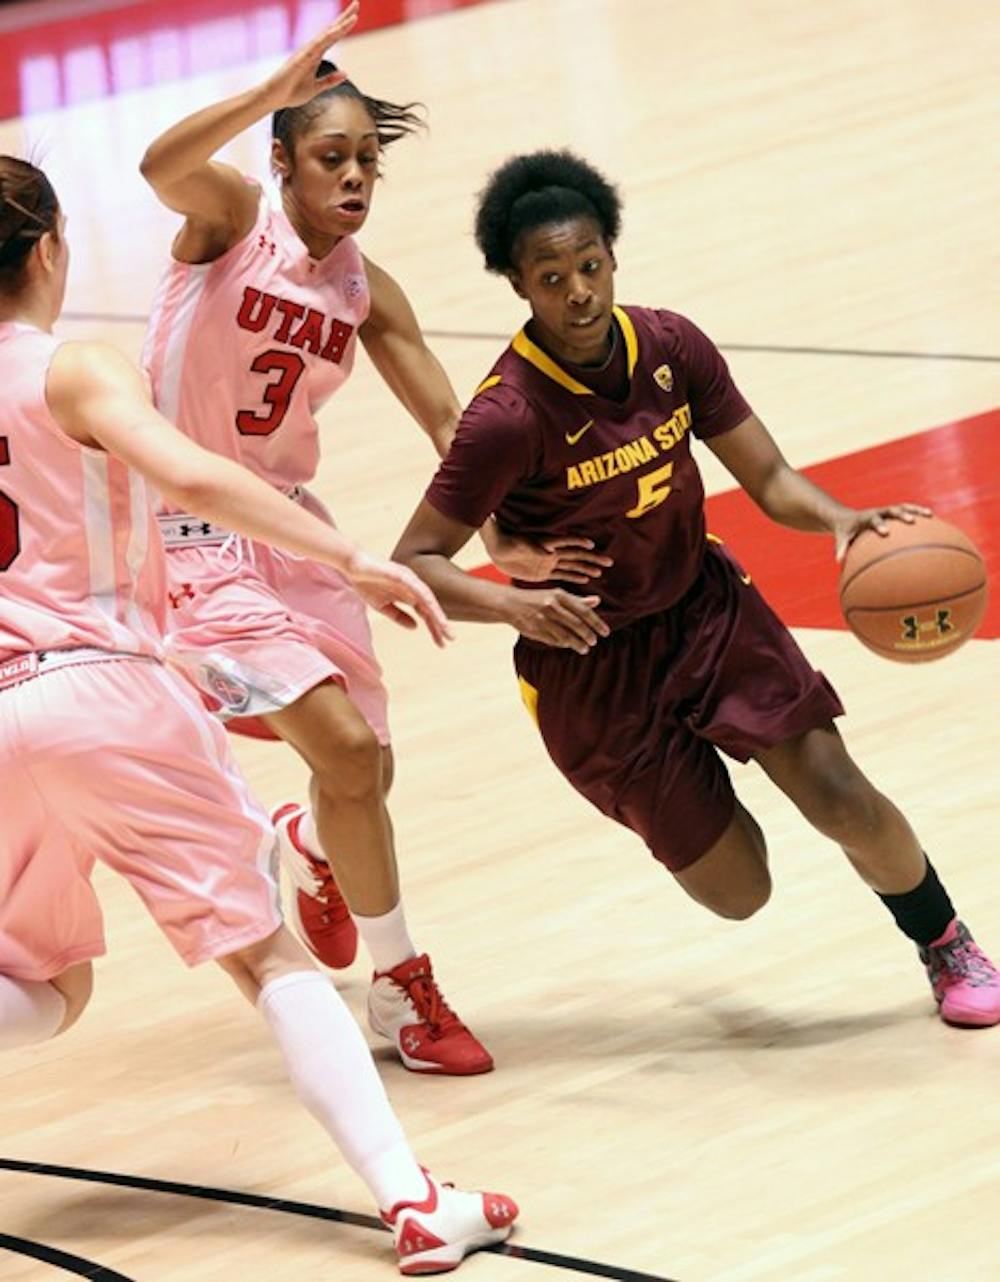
[702,874,773,921]
[313,720,383,801]
[673,839,773,922]
[670,804,771,921]
[50,962,94,1034]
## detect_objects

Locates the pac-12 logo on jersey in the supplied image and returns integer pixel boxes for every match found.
[344,273,366,302]
[653,364,673,392]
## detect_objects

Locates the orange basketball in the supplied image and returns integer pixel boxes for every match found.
[838,515,988,662]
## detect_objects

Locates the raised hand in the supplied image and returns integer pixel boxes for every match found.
[832,503,933,561]
[345,548,453,648]
[262,0,360,110]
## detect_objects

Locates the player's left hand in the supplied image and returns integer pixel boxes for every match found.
[832,503,932,561]
[344,550,454,647]
[259,0,359,110]
[482,519,613,585]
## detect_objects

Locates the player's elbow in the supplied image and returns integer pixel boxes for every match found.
[138,142,174,194]
[391,535,418,568]
[138,145,159,184]
[392,540,443,580]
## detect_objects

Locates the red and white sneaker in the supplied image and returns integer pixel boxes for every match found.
[271,802,358,970]
[383,1169,517,1276]
[368,954,494,1075]
[920,918,1000,1027]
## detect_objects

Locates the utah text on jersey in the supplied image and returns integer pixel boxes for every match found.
[236,286,355,365]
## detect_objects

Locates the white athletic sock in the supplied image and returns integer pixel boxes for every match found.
[0,976,66,1050]
[353,901,418,974]
[299,805,418,973]
[297,807,322,857]
[257,970,425,1209]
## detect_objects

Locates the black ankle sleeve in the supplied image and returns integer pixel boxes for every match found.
[876,857,955,946]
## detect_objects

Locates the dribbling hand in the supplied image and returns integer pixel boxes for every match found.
[504,589,610,654]
[832,503,933,561]
[345,550,453,648]
[262,0,360,110]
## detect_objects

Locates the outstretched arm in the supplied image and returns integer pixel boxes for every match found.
[707,414,930,559]
[46,339,449,646]
[138,3,358,259]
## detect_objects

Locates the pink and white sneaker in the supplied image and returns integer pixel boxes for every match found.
[271,803,358,970]
[382,1170,517,1276]
[920,919,1000,1027]
[368,954,494,1076]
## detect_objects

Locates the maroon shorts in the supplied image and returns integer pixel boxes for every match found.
[513,541,844,872]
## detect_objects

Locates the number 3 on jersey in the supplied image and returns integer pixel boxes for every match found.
[236,350,305,436]
[625,461,673,518]
[0,436,20,571]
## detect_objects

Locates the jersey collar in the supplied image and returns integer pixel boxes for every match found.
[512,306,638,395]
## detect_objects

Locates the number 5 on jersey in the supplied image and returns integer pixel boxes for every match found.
[625,461,673,518]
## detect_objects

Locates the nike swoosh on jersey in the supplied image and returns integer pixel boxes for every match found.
[565,420,595,445]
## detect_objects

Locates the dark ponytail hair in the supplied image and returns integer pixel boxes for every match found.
[0,156,60,292]
[272,62,424,163]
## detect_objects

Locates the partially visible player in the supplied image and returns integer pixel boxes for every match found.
[393,148,1000,1029]
[139,2,608,1074]
[0,155,517,1274]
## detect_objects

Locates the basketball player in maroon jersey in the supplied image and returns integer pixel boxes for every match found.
[393,149,1000,1028]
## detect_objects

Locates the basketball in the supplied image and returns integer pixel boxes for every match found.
[839,515,988,662]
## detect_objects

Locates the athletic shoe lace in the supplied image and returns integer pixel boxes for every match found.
[933,927,999,990]
[283,839,331,901]
[402,967,464,1038]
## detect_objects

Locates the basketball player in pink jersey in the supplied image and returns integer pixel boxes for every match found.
[0,155,517,1275]
[139,3,606,1075]
[394,149,1000,1029]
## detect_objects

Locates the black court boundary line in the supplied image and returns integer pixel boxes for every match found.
[429,334,1000,365]
[1,1159,682,1282]
[59,312,1000,365]
[0,1231,135,1280]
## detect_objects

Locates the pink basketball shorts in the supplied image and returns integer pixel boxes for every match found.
[0,656,282,982]
[162,491,389,744]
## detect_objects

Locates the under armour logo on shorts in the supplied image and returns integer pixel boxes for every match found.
[168,583,196,609]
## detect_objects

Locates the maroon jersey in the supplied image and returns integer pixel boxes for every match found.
[426,306,752,629]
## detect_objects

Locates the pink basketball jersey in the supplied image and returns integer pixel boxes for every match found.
[0,323,166,661]
[142,184,370,496]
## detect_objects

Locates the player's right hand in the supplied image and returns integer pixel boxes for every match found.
[345,550,453,648]
[504,589,609,654]
[261,0,359,109]
[832,503,933,561]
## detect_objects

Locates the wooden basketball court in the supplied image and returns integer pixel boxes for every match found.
[1,1,997,1278]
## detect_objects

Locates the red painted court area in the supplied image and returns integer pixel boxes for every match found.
[0,0,493,119]
[474,408,1000,640]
